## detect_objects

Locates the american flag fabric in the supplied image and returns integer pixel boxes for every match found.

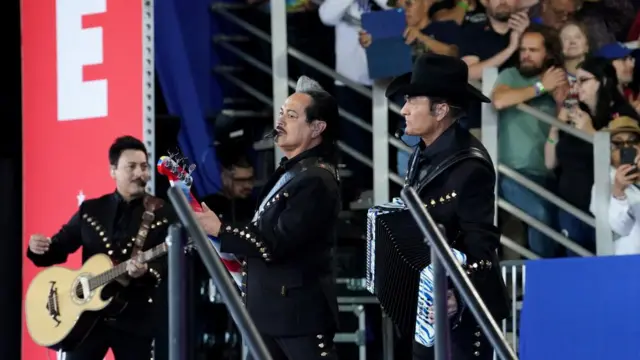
[157,156,243,288]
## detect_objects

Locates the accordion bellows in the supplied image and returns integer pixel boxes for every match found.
[366,200,467,344]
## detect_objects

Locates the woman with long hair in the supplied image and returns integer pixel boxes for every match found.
[558,21,590,107]
[545,57,639,256]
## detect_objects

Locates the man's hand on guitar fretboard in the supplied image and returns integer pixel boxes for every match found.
[125,259,148,278]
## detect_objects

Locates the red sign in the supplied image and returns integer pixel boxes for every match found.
[21,0,148,358]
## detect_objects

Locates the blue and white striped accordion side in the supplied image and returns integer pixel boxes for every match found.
[366,198,467,347]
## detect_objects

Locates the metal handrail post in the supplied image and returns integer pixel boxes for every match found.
[481,67,500,225]
[372,80,390,205]
[167,187,273,360]
[167,224,187,360]
[401,187,517,360]
[593,131,614,255]
[271,0,287,163]
[432,245,451,360]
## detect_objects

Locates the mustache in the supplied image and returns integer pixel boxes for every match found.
[133,179,147,186]
[264,125,285,139]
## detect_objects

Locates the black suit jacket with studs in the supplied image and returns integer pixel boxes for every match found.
[26,191,176,335]
[219,146,341,337]
[405,124,510,326]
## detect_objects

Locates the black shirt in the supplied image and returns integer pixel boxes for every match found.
[555,133,594,212]
[202,193,255,224]
[429,0,487,24]
[459,21,518,129]
[112,191,144,249]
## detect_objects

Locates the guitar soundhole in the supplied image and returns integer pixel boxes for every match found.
[71,275,92,304]
[74,283,86,300]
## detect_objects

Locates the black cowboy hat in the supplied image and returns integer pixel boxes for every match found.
[385,53,491,104]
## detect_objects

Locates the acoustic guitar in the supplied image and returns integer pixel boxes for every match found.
[24,239,179,351]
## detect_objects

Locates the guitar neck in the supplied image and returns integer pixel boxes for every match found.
[88,243,168,291]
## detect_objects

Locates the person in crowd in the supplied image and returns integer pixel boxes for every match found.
[359,0,461,57]
[459,0,529,81]
[545,57,639,256]
[26,136,174,360]
[626,9,640,42]
[319,0,389,203]
[578,0,635,49]
[431,0,487,25]
[558,21,590,109]
[457,0,530,139]
[197,147,257,359]
[202,148,256,224]
[361,0,463,176]
[491,23,567,257]
[559,21,589,82]
[531,0,635,49]
[195,76,341,360]
[531,0,580,29]
[589,116,640,255]
[595,42,638,100]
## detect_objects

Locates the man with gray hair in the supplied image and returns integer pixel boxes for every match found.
[196,76,341,359]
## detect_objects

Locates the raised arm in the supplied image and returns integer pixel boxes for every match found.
[491,81,538,110]
[318,0,355,26]
[463,43,519,81]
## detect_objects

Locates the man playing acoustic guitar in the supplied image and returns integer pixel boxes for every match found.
[26,136,174,360]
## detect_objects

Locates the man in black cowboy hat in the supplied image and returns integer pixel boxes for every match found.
[386,53,510,360]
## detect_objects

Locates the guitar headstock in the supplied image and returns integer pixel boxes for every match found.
[157,152,196,188]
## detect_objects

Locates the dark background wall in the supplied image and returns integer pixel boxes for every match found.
[0,0,23,358]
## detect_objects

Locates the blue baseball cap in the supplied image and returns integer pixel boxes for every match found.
[595,43,633,60]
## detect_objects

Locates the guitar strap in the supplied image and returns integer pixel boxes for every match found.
[131,195,165,259]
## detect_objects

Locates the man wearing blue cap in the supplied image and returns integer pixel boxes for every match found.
[595,42,638,101]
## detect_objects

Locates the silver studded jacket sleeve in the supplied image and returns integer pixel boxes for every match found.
[219,172,340,262]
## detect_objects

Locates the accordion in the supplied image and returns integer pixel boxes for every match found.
[366,199,467,347]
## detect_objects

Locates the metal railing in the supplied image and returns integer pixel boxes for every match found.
[167,186,272,360]
[211,0,615,258]
[402,186,517,360]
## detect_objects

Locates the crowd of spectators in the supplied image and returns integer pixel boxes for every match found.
[246,0,640,259]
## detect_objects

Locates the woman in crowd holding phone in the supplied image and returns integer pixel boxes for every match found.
[545,57,638,256]
[589,116,640,255]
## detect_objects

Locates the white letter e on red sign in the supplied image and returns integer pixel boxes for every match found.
[56,0,108,121]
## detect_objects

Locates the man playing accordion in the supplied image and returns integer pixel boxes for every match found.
[367,54,509,360]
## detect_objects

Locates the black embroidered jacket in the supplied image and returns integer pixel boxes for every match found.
[219,145,341,337]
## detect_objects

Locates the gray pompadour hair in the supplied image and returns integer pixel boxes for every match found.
[295,75,324,93]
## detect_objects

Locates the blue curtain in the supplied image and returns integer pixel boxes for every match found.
[155,0,225,196]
